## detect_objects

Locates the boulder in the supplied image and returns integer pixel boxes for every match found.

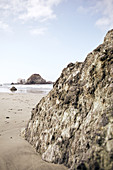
[23,29,113,170]
[10,86,17,91]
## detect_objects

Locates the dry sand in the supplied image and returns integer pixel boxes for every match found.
[0,92,67,170]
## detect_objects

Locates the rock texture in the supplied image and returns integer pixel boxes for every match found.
[26,74,47,84]
[24,30,113,170]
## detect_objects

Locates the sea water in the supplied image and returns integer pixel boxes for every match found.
[0,84,53,94]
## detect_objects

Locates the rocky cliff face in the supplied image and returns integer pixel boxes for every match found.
[26,74,46,84]
[23,30,113,170]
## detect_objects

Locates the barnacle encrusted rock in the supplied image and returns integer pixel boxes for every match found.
[23,29,113,170]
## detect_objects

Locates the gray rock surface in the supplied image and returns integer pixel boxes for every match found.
[23,29,113,170]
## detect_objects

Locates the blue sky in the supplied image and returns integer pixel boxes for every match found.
[0,0,113,83]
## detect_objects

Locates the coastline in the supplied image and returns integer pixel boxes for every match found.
[0,92,67,170]
[0,84,53,94]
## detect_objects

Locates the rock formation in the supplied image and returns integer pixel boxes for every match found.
[26,74,47,84]
[10,86,17,91]
[23,30,113,170]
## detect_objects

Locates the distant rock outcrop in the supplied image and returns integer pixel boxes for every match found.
[26,74,47,84]
[23,30,113,170]
[11,74,53,85]
[17,78,26,84]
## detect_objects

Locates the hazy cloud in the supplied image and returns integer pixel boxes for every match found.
[29,27,47,35]
[0,0,63,21]
[0,0,64,33]
[77,6,89,14]
[95,0,113,29]
[78,0,113,30]
[0,21,12,32]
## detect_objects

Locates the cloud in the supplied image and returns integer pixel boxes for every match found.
[0,0,64,33]
[0,0,63,21]
[95,0,113,29]
[0,21,12,32]
[78,0,113,30]
[77,6,89,14]
[29,27,47,35]
[19,1,56,21]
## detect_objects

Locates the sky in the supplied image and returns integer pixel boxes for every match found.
[0,0,113,84]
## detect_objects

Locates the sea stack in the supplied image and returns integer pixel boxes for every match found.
[26,74,46,84]
[23,30,113,170]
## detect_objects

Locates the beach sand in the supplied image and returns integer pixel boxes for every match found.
[0,92,67,170]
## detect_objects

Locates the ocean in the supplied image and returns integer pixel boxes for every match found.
[0,84,53,94]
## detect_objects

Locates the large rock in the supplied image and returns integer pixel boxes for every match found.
[26,74,46,84]
[23,30,113,170]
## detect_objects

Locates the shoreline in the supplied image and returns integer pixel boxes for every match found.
[0,84,53,94]
[0,92,67,170]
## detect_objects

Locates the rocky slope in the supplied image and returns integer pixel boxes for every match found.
[23,30,113,170]
[26,74,51,84]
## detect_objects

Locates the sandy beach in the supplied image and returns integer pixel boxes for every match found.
[0,92,67,170]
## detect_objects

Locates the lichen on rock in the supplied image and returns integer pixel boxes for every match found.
[23,29,113,170]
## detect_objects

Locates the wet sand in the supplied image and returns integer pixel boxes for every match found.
[0,93,67,170]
